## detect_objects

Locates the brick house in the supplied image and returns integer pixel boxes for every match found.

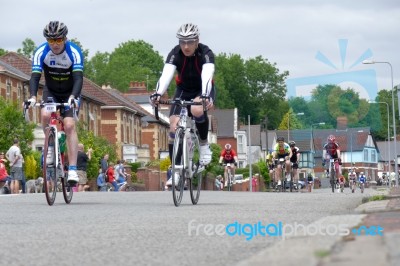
[0,52,158,163]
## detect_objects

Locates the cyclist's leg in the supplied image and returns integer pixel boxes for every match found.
[285,158,291,178]
[40,90,53,131]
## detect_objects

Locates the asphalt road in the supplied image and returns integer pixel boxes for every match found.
[0,188,375,266]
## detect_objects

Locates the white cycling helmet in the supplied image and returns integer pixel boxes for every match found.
[225,143,232,150]
[176,23,200,40]
[360,172,364,175]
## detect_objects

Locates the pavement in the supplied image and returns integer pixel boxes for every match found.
[319,186,400,266]
[237,186,400,266]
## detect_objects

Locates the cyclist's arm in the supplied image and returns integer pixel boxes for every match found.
[201,63,215,96]
[155,64,176,95]
[29,72,41,98]
[287,149,293,159]
[71,71,83,98]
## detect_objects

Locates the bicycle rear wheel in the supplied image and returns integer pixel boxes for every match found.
[43,127,57,206]
[189,135,201,204]
[172,128,185,207]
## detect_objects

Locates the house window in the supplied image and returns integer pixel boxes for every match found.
[17,82,22,99]
[371,150,376,162]
[6,79,11,99]
[364,149,368,161]
[238,135,244,153]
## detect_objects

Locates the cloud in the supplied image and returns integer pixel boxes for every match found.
[1,0,399,88]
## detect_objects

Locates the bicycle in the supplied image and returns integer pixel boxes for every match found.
[274,158,286,192]
[349,177,356,193]
[223,163,235,191]
[24,99,76,206]
[327,158,340,193]
[359,180,365,193]
[154,97,206,207]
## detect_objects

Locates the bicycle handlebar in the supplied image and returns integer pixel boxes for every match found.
[23,101,77,121]
[152,97,208,120]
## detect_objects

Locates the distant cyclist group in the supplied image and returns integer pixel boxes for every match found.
[265,134,368,193]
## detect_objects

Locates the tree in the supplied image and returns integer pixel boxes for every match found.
[0,98,35,156]
[215,53,288,124]
[17,38,36,59]
[84,51,110,85]
[0,48,7,57]
[99,40,164,91]
[76,121,118,180]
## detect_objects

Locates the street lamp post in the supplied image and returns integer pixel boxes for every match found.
[363,60,398,187]
[369,101,391,175]
[288,112,304,141]
[311,122,325,168]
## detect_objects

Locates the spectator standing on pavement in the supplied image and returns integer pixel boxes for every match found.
[100,153,109,175]
[5,138,23,194]
[77,143,92,192]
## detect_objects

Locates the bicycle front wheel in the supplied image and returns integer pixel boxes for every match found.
[172,128,185,207]
[189,134,201,205]
[62,172,73,204]
[43,127,57,206]
[330,169,335,193]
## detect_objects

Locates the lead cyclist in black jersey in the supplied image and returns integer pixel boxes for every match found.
[150,23,215,185]
[27,21,84,185]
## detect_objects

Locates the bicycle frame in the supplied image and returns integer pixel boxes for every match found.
[154,97,206,206]
[328,158,340,193]
[224,163,234,191]
[177,106,199,178]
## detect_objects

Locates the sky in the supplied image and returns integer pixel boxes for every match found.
[1,0,399,99]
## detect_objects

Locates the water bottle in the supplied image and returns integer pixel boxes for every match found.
[58,131,66,153]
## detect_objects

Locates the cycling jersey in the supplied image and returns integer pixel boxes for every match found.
[166,43,214,94]
[30,41,84,99]
[323,142,340,158]
[161,43,216,116]
[221,149,237,163]
[359,175,366,183]
[273,143,290,158]
[289,147,300,162]
[349,173,357,180]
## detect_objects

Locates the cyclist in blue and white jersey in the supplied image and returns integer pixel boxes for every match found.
[359,172,366,184]
[27,21,84,185]
[150,23,215,184]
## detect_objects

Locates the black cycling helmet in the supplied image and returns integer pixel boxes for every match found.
[43,21,68,39]
[277,137,284,142]
[289,141,296,146]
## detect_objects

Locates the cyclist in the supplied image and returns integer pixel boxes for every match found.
[149,23,215,185]
[348,168,357,192]
[272,137,292,184]
[322,134,342,181]
[219,143,238,186]
[266,150,275,186]
[359,172,366,191]
[27,21,83,185]
[289,141,300,184]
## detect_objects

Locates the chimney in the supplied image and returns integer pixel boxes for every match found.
[125,80,148,95]
[336,116,348,130]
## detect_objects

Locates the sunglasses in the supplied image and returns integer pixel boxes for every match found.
[47,38,65,45]
[179,39,197,46]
